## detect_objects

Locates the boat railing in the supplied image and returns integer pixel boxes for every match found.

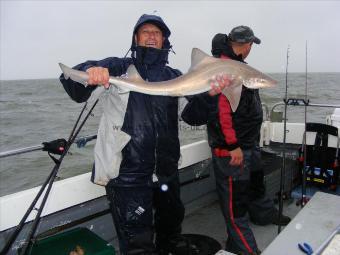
[3,101,338,159]
[262,102,286,123]
[270,102,285,122]
[260,101,340,147]
[261,103,270,121]
[264,101,340,124]
[0,134,97,159]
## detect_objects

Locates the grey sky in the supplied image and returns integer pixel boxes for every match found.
[1,0,339,80]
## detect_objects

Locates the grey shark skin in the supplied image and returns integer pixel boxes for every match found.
[59,48,276,111]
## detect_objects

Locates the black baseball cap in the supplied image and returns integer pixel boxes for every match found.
[228,25,261,44]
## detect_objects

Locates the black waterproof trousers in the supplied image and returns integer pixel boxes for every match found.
[213,146,276,255]
[105,173,184,255]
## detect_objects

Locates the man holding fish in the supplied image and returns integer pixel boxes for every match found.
[60,14,230,255]
[182,26,291,255]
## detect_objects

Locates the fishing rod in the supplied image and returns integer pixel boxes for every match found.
[278,45,290,234]
[0,102,90,255]
[285,43,310,209]
[0,134,97,159]
[301,42,308,208]
[1,99,99,255]
[22,100,100,255]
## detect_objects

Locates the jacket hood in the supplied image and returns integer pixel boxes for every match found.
[211,33,244,62]
[131,14,172,51]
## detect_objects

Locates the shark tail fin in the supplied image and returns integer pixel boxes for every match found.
[59,63,70,79]
[59,63,89,86]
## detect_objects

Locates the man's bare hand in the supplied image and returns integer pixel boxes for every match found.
[229,147,243,166]
[208,74,231,96]
[86,67,110,88]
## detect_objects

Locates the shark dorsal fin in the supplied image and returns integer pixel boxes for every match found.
[126,65,144,82]
[189,48,219,71]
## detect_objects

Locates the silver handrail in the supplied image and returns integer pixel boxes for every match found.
[0,134,97,159]
[261,103,270,121]
[270,102,285,122]
[269,101,340,122]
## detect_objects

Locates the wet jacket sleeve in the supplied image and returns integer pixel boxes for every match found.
[60,57,125,103]
[181,93,215,126]
[218,95,239,150]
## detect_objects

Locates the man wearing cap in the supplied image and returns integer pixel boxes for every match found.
[60,14,194,255]
[182,26,290,255]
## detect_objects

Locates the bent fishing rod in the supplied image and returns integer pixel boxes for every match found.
[1,99,99,255]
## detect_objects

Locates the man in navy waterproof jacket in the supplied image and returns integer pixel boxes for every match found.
[60,14,186,255]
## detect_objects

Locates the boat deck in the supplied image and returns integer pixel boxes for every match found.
[181,196,300,253]
[108,192,300,254]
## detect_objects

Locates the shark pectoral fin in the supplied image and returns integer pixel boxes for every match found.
[222,83,243,112]
[126,64,144,82]
[105,82,129,94]
[117,87,130,94]
[189,48,219,72]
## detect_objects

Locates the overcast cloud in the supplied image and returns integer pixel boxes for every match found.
[1,0,340,80]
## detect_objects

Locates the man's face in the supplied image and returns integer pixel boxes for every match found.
[241,42,253,60]
[135,23,164,49]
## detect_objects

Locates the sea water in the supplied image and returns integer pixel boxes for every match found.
[0,73,339,196]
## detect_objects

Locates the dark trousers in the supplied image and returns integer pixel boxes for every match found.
[213,146,276,255]
[105,173,184,255]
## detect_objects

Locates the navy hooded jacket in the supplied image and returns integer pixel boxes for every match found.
[60,14,182,185]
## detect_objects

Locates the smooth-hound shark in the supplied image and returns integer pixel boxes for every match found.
[59,48,276,111]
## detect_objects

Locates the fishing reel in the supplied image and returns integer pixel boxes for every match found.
[42,138,68,165]
[42,138,67,155]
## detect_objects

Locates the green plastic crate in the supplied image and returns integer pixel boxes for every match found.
[27,227,115,255]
